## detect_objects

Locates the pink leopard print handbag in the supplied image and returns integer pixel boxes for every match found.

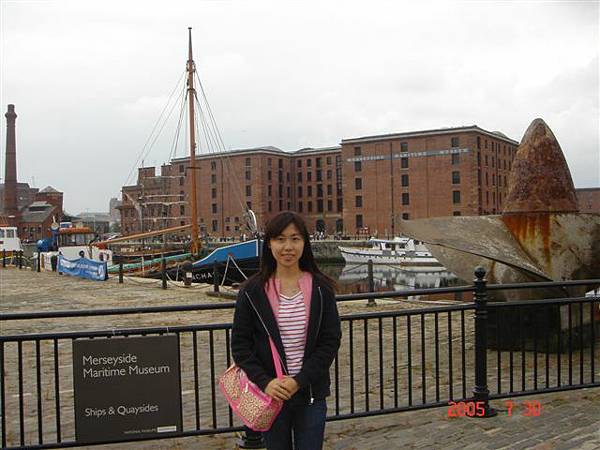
[219,337,283,431]
[220,293,285,431]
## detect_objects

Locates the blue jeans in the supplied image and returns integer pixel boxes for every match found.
[262,397,327,450]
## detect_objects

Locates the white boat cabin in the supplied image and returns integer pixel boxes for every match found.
[0,227,22,252]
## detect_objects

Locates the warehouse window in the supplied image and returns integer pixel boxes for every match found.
[356,214,363,229]
[453,191,461,204]
[452,171,460,184]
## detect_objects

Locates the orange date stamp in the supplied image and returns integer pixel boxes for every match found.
[447,400,542,417]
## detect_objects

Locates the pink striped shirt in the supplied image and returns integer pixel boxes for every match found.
[278,291,307,376]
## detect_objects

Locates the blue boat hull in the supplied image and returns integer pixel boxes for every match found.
[168,239,263,285]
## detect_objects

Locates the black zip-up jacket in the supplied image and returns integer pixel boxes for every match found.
[231,274,341,402]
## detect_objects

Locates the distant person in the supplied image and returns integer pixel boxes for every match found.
[231,211,341,450]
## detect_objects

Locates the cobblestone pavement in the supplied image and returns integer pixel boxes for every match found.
[62,388,600,450]
[2,268,599,449]
[322,388,600,450]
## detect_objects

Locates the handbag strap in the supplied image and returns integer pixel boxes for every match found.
[268,337,283,378]
[244,292,286,378]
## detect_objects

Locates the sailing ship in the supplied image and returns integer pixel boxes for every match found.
[106,28,261,285]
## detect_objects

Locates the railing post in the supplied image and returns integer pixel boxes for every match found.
[2,249,5,267]
[37,252,41,272]
[367,259,376,307]
[118,257,124,284]
[213,261,220,293]
[183,262,192,287]
[161,257,167,289]
[472,266,497,417]
[236,427,265,449]
[18,250,23,269]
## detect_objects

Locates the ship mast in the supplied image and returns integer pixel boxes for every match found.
[187,27,200,255]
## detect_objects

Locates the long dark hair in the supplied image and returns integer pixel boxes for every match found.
[255,211,335,291]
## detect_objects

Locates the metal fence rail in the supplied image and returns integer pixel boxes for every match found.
[487,297,598,399]
[1,270,598,449]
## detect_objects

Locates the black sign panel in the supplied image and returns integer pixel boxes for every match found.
[73,335,182,444]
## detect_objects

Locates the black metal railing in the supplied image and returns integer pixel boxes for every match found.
[1,250,26,270]
[0,269,598,449]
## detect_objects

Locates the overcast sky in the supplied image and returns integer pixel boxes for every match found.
[1,0,598,214]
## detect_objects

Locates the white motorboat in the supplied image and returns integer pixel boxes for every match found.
[0,226,22,253]
[338,237,443,266]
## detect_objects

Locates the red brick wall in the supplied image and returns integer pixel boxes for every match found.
[19,215,55,241]
[576,188,600,213]
[35,192,63,217]
[341,130,518,235]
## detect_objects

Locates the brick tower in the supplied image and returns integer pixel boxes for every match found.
[3,104,19,225]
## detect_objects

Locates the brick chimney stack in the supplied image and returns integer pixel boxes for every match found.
[4,104,19,222]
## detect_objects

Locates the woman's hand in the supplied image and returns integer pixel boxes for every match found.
[265,378,292,401]
[280,376,300,396]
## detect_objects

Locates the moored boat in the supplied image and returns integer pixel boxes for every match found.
[166,238,262,284]
[37,222,113,270]
[0,226,22,253]
[112,29,262,285]
[338,237,443,267]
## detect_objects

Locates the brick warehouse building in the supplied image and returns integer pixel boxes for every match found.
[119,125,519,237]
[120,145,343,237]
[341,126,519,236]
[576,187,600,214]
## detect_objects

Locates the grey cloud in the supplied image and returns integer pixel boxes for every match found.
[1,0,598,213]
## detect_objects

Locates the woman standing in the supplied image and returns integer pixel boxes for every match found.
[231,211,341,450]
